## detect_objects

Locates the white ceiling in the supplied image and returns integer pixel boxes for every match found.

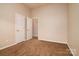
[24,3,47,9]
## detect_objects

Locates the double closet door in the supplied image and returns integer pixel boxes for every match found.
[15,13,32,43]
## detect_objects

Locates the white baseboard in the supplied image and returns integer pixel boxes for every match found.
[0,39,27,50]
[67,43,77,56]
[38,39,67,44]
[0,42,18,50]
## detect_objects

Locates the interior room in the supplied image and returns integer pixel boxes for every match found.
[0,3,79,56]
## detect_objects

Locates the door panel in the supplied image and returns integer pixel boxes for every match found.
[26,17,32,40]
[15,13,25,43]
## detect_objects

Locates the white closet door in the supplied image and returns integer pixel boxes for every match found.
[26,17,32,40]
[15,13,25,43]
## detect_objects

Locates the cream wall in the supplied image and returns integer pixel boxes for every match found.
[0,4,30,49]
[0,4,15,49]
[32,4,68,43]
[68,4,79,55]
[15,4,30,17]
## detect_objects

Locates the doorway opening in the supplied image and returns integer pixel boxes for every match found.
[32,17,38,39]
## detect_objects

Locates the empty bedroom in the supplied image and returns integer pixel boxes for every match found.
[0,3,79,56]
